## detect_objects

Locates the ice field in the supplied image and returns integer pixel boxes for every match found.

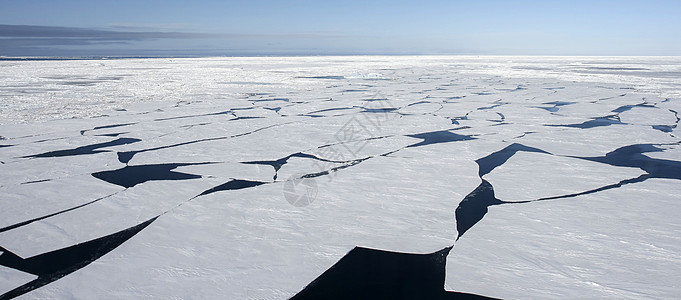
[1,56,680,299]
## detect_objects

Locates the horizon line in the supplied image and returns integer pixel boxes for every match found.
[3,54,681,61]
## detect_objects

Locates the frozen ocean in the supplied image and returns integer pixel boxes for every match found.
[1,56,680,299]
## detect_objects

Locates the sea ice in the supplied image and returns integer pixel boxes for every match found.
[0,56,680,299]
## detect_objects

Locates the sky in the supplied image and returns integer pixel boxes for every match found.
[1,0,680,57]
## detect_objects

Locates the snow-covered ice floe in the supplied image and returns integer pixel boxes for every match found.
[0,56,680,299]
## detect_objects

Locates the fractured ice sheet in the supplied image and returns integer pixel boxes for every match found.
[0,266,37,295]
[484,151,645,200]
[21,154,476,299]
[0,174,122,231]
[291,246,493,299]
[0,178,215,258]
[445,179,681,299]
[1,56,680,299]
[0,217,156,299]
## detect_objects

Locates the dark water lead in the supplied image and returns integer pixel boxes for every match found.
[450,114,469,125]
[611,102,654,113]
[229,116,264,121]
[92,162,215,188]
[406,100,433,107]
[547,115,623,129]
[455,143,549,239]
[22,138,141,159]
[251,98,290,103]
[363,97,390,102]
[94,132,128,137]
[650,109,680,133]
[652,125,674,133]
[153,110,234,122]
[0,193,118,234]
[20,179,51,185]
[534,174,651,202]
[476,103,503,110]
[452,172,641,241]
[491,112,505,123]
[575,143,681,180]
[79,122,137,135]
[116,123,289,164]
[454,175,650,241]
[0,217,157,300]
[537,101,576,112]
[360,107,399,113]
[455,142,681,241]
[543,101,575,106]
[297,76,345,80]
[292,246,495,300]
[116,137,232,164]
[301,157,371,180]
[476,143,549,177]
[263,107,282,113]
[671,109,680,124]
[406,130,475,148]
[242,152,334,180]
[455,180,506,240]
[196,179,267,197]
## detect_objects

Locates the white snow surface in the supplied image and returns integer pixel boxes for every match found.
[0,56,680,299]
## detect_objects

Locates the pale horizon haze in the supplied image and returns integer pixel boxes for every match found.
[1,0,680,57]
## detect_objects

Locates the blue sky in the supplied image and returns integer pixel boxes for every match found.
[1,0,680,56]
